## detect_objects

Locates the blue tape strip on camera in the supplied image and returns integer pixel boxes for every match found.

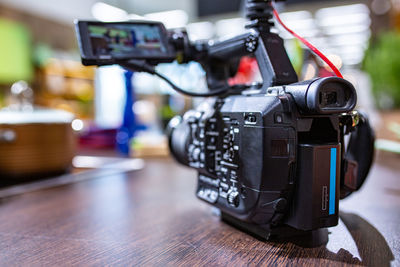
[329,148,337,215]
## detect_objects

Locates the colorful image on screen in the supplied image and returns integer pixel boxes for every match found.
[88,24,167,58]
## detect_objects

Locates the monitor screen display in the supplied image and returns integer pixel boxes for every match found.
[87,23,168,59]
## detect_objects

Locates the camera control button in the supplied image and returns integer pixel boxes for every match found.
[227,191,240,207]
[197,187,218,204]
[220,182,229,191]
[192,147,201,160]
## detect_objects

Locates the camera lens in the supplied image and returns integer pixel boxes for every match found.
[167,116,190,165]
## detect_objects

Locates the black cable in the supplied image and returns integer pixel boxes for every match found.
[153,71,230,97]
[122,60,236,97]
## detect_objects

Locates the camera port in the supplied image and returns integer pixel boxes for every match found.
[245,114,257,124]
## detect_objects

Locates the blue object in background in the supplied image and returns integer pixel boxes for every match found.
[116,70,137,156]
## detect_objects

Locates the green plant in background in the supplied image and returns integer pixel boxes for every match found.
[0,90,5,108]
[0,18,33,84]
[363,31,400,109]
[33,43,53,67]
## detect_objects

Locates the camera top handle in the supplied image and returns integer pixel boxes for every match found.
[187,0,298,91]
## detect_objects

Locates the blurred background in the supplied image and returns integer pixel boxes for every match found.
[0,0,399,179]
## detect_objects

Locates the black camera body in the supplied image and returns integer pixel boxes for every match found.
[75,0,375,241]
[168,76,366,239]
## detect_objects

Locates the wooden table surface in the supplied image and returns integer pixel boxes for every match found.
[0,151,398,266]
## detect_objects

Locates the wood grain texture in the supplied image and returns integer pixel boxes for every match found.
[0,151,398,266]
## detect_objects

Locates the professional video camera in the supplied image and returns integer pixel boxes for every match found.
[75,0,375,241]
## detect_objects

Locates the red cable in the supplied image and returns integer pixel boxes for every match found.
[272,7,343,78]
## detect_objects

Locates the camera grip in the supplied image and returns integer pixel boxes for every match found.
[341,112,375,199]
